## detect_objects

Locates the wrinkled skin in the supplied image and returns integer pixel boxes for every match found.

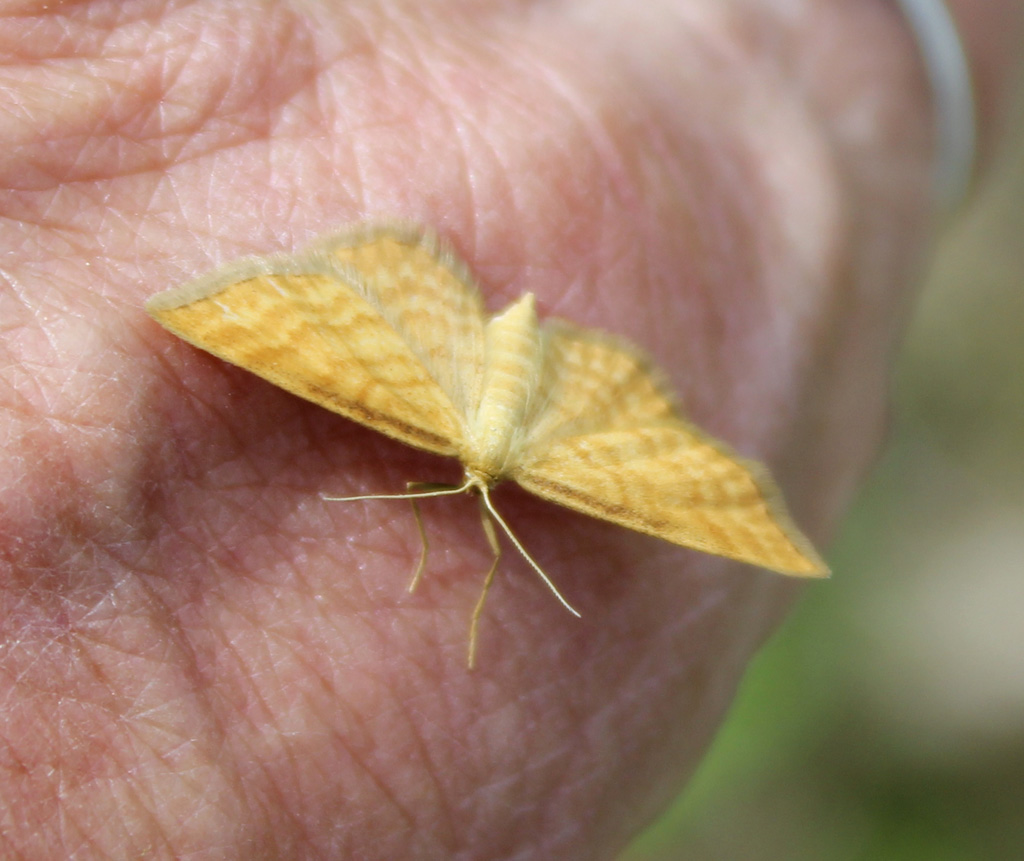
[2,1,1012,858]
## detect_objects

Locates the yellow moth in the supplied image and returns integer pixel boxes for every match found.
[147,224,827,665]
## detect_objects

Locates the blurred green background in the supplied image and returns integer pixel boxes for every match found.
[622,108,1024,859]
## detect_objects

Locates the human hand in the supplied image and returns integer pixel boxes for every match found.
[2,1,1015,856]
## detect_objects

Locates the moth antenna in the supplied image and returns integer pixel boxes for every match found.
[322,480,474,595]
[479,487,581,618]
[321,479,473,503]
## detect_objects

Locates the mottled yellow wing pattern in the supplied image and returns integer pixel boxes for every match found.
[314,226,486,418]
[513,323,827,575]
[146,228,484,457]
[524,320,678,442]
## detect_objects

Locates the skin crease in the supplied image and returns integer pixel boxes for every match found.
[0,0,1020,857]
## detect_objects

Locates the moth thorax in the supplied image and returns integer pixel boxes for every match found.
[468,293,541,478]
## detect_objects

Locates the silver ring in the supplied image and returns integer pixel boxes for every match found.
[892,0,977,214]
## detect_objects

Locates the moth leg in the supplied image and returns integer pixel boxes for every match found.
[404,481,438,593]
[403,481,465,593]
[468,496,502,670]
[407,496,429,594]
